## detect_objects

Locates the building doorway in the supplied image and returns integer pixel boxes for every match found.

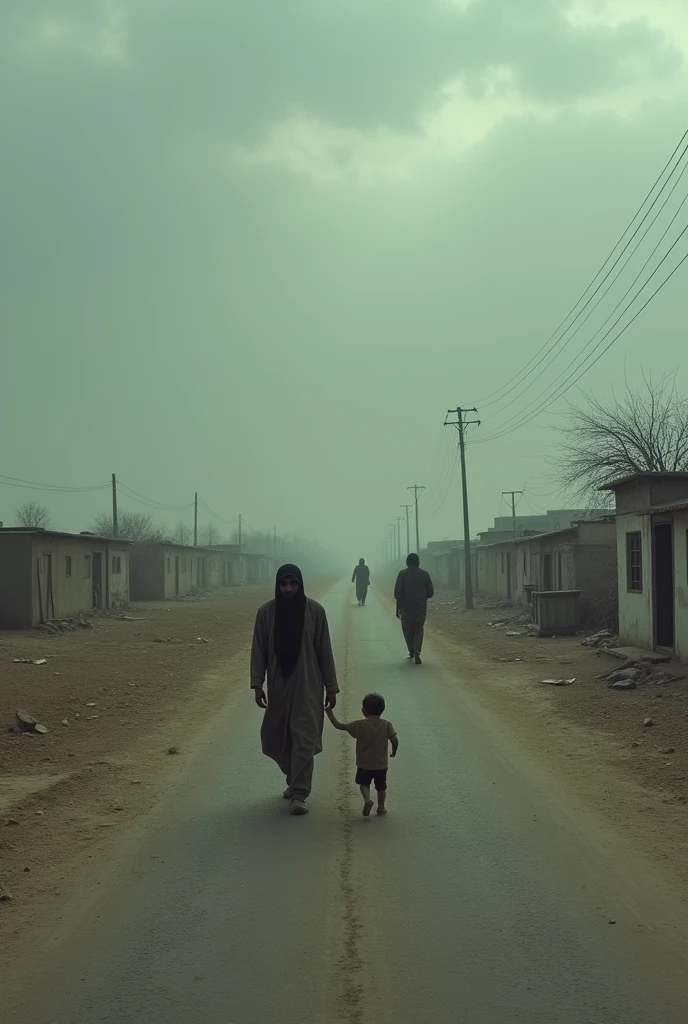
[92,552,103,609]
[175,556,180,596]
[543,553,553,591]
[653,522,674,650]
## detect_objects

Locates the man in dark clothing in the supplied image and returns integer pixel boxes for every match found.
[250,564,339,816]
[351,558,371,605]
[394,553,434,664]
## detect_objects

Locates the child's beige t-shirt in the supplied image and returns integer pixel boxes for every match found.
[345,717,396,770]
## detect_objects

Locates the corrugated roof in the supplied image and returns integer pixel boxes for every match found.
[601,472,688,490]
[0,528,131,544]
[636,499,688,516]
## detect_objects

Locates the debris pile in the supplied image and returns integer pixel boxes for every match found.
[601,660,685,691]
[581,630,618,649]
[37,616,93,635]
[9,710,48,736]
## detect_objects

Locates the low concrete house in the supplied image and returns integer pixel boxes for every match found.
[423,540,477,591]
[208,544,243,586]
[242,552,275,584]
[130,543,220,600]
[602,472,688,660]
[476,518,617,623]
[0,528,131,628]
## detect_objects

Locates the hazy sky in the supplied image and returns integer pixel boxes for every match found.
[2,0,687,563]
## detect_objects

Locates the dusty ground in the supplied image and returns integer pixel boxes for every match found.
[4,578,688,967]
[0,586,273,949]
[417,586,688,889]
[427,591,688,799]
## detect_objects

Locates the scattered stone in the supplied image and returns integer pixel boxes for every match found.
[540,678,575,686]
[168,745,179,755]
[661,747,676,754]
[130,779,142,785]
[631,741,641,748]
[0,890,13,903]
[582,630,618,649]
[611,680,637,690]
[644,718,655,728]
[14,710,48,735]
[23,867,30,873]
[3,819,19,827]
[61,719,69,727]
[608,919,616,925]
[37,623,60,635]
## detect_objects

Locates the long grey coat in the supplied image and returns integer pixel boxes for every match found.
[250,598,339,783]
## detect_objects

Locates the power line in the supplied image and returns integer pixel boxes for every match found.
[0,473,109,493]
[482,158,688,425]
[474,126,688,409]
[117,481,194,512]
[197,498,238,528]
[473,227,688,443]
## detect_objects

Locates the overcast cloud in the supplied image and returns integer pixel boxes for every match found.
[2,0,687,563]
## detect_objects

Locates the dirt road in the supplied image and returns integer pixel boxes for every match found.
[6,582,688,1023]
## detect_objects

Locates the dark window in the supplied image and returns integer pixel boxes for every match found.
[167,558,172,573]
[84,555,91,579]
[112,556,122,575]
[501,553,505,572]
[626,532,642,592]
[65,556,72,578]
[557,551,563,589]
[522,551,527,575]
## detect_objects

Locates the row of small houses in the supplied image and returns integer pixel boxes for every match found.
[0,529,275,629]
[423,472,688,663]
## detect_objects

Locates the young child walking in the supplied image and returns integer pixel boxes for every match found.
[326,692,398,816]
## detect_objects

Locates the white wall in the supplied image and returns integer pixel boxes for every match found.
[616,512,653,649]
[673,510,688,662]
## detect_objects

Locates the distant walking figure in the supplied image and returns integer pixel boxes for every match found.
[394,553,434,664]
[352,558,371,606]
[250,564,339,816]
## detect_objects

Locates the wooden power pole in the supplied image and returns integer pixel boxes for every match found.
[400,504,413,557]
[445,407,480,609]
[502,490,524,539]
[407,484,425,554]
[112,474,118,539]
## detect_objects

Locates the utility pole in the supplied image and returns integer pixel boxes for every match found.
[400,504,413,556]
[112,473,118,539]
[408,484,425,554]
[193,492,198,547]
[502,490,523,539]
[395,516,404,562]
[445,407,480,609]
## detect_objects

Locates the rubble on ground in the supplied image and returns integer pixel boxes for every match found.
[581,630,619,649]
[600,660,686,690]
[11,711,48,736]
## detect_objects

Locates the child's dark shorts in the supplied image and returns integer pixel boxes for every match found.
[355,767,388,791]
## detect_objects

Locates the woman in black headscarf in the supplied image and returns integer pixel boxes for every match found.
[250,564,339,815]
[351,558,371,606]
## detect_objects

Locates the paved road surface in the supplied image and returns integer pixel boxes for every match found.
[14,583,688,1023]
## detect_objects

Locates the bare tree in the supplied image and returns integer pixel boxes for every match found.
[555,373,688,503]
[91,511,169,543]
[202,523,221,547]
[15,501,52,529]
[173,521,193,545]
